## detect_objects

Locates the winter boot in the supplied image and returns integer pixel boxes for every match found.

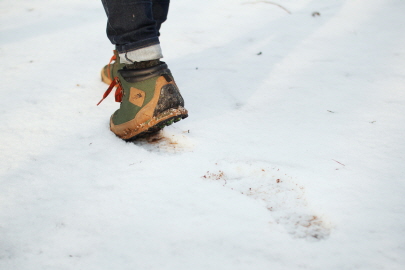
[98,53,188,140]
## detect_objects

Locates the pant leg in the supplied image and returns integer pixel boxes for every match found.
[101,0,169,58]
[152,0,170,34]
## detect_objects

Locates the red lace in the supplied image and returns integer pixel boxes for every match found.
[97,76,123,106]
[97,51,123,106]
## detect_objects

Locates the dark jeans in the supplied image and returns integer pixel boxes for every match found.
[101,0,170,53]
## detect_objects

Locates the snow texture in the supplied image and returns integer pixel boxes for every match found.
[1,0,405,269]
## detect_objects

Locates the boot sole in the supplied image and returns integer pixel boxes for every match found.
[125,112,188,141]
[111,107,188,141]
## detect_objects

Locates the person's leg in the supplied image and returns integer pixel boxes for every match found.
[101,0,169,63]
[99,0,187,141]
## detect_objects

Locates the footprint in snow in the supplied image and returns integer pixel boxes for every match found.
[202,160,331,240]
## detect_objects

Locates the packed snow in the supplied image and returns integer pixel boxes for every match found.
[1,0,404,269]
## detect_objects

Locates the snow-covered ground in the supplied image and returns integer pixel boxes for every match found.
[1,0,405,269]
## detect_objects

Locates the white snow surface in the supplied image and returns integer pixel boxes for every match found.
[1,0,405,269]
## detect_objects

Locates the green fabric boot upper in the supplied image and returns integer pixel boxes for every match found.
[112,73,160,125]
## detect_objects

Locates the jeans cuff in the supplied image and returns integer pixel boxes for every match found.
[119,44,163,63]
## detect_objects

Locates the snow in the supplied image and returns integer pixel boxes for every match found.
[1,0,405,269]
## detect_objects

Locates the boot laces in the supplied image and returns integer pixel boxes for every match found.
[97,76,123,106]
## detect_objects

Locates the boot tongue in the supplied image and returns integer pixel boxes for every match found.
[125,59,161,70]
